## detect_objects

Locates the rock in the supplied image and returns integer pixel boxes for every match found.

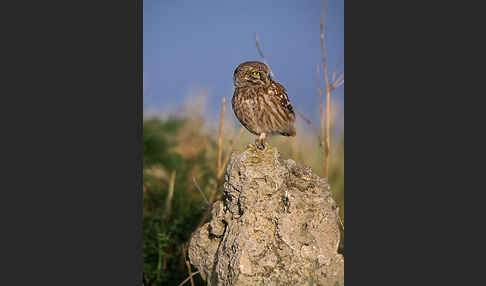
[189,144,344,286]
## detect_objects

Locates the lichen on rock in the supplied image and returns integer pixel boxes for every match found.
[189,144,344,286]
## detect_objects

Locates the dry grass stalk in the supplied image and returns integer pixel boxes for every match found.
[216,97,226,179]
[294,107,321,143]
[185,260,195,286]
[164,170,177,218]
[178,243,199,286]
[192,174,209,207]
[331,72,344,91]
[320,0,331,180]
[318,0,345,180]
[177,270,201,286]
[254,32,276,79]
[325,89,331,179]
[338,215,345,231]
[319,0,345,229]
[317,64,328,178]
[331,51,344,83]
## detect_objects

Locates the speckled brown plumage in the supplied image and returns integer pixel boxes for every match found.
[232,61,296,148]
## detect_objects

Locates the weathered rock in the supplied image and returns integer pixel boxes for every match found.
[189,144,344,286]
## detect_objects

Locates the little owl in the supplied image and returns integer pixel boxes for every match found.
[232,61,296,149]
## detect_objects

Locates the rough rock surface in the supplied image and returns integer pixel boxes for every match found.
[189,144,344,286]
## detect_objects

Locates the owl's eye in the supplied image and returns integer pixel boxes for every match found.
[252,71,261,77]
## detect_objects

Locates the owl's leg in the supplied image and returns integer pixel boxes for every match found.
[255,132,266,150]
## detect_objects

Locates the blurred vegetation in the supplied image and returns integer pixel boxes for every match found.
[143,108,344,285]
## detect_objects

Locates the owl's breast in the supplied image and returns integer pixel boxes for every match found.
[232,88,261,135]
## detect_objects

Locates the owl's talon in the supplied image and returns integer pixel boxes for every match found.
[256,132,267,150]
[254,139,266,150]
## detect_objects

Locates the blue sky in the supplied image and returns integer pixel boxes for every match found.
[143,0,344,128]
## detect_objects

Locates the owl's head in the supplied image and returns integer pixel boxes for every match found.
[233,61,271,88]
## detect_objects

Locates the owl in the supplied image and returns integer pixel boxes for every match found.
[232,61,296,149]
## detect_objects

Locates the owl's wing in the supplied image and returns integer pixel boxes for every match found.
[272,82,295,118]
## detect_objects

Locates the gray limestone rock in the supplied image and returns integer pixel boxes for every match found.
[189,144,344,286]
